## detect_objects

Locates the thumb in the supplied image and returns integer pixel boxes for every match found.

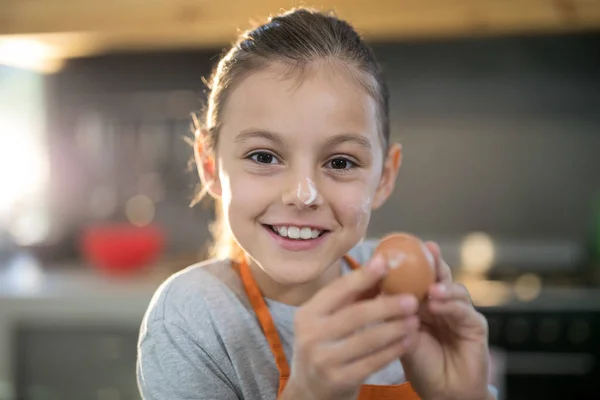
[425,240,452,284]
[398,332,426,390]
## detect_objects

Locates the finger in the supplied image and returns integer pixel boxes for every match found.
[308,255,387,315]
[322,316,419,365]
[428,299,485,329]
[355,284,382,302]
[335,333,418,385]
[327,295,419,339]
[428,282,471,303]
[425,241,452,284]
[424,240,441,259]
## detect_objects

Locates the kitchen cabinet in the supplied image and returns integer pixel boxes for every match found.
[15,327,140,400]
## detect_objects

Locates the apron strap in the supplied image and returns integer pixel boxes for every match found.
[343,254,361,270]
[237,254,363,379]
[237,259,291,378]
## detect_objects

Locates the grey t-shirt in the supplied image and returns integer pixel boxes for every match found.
[136,242,407,399]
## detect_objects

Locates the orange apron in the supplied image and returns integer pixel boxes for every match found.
[238,255,420,400]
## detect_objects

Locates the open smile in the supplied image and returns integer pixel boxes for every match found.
[262,224,330,251]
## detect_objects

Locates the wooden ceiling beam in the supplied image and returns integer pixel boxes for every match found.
[0,0,598,61]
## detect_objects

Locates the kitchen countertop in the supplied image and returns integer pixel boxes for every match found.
[0,266,179,330]
[0,265,166,300]
[2,262,600,311]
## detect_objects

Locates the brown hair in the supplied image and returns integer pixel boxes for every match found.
[193,7,390,261]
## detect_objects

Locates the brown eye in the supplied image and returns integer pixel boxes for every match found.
[328,157,354,170]
[249,151,278,164]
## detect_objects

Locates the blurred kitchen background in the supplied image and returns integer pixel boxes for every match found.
[1,1,600,399]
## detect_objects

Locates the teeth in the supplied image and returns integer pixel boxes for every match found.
[288,226,300,239]
[273,225,323,240]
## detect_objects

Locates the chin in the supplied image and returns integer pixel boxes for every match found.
[258,256,330,286]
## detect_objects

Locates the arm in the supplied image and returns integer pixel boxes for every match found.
[137,318,239,400]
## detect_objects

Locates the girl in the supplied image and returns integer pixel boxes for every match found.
[137,7,494,400]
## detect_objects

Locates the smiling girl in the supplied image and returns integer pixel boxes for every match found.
[137,7,494,400]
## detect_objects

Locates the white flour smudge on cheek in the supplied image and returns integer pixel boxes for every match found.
[351,196,372,230]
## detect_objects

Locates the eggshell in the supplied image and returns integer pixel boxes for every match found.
[374,232,436,301]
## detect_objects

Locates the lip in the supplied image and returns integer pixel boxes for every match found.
[265,222,330,231]
[263,224,329,251]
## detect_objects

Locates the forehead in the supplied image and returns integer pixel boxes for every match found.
[219,62,380,147]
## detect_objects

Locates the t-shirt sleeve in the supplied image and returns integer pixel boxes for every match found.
[137,318,239,400]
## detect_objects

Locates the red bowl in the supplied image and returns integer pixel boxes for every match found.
[80,223,165,274]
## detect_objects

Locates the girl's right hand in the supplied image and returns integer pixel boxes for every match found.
[282,256,420,400]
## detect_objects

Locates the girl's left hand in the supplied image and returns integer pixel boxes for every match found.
[400,241,493,400]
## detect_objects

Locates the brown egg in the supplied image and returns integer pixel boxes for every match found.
[374,233,436,301]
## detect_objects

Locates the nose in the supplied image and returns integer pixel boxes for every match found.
[281,175,323,210]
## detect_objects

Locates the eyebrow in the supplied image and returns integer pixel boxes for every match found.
[323,133,372,151]
[235,129,372,151]
[234,129,285,147]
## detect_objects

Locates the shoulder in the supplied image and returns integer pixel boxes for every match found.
[140,258,250,331]
[137,259,250,398]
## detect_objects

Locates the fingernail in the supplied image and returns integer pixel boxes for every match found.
[367,255,386,274]
[435,283,446,293]
[399,296,417,311]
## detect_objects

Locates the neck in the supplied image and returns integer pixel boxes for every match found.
[247,258,343,306]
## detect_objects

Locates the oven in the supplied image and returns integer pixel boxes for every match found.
[480,290,600,399]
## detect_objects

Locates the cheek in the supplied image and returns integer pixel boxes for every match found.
[326,184,373,230]
[223,172,274,219]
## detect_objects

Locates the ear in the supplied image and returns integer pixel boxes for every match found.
[194,131,222,198]
[371,143,402,210]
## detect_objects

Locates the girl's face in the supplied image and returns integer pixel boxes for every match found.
[203,62,401,291]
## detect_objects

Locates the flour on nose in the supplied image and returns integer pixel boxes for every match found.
[296,177,318,205]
